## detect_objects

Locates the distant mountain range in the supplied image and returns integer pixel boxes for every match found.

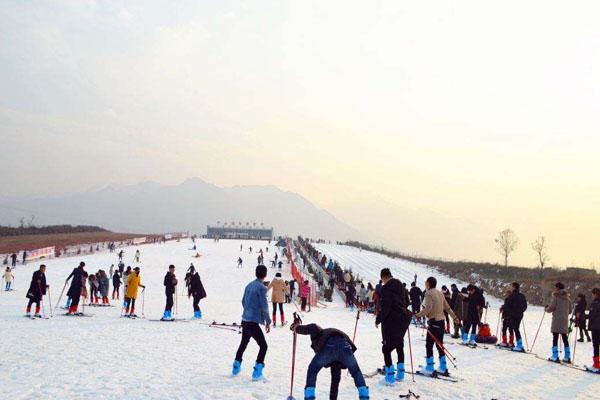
[0,178,362,240]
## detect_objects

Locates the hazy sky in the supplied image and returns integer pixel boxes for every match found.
[1,1,599,267]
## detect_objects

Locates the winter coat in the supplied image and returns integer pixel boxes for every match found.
[545,290,572,334]
[66,267,86,298]
[241,279,271,326]
[376,278,411,339]
[453,293,468,321]
[98,276,110,297]
[466,289,485,323]
[505,290,527,323]
[3,270,13,282]
[112,272,121,288]
[296,323,357,354]
[26,270,47,301]
[268,278,286,303]
[300,282,310,298]
[574,299,588,328]
[189,273,207,299]
[417,288,456,323]
[164,272,177,295]
[409,286,423,309]
[588,298,600,331]
[126,273,143,300]
[359,287,369,302]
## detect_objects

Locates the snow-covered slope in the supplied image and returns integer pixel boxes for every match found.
[1,240,598,399]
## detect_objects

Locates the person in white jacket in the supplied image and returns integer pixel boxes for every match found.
[3,267,14,291]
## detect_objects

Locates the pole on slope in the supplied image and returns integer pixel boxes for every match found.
[175,285,179,316]
[495,310,502,339]
[142,288,146,318]
[529,310,546,353]
[484,302,489,324]
[287,313,302,400]
[351,309,360,344]
[55,282,68,310]
[572,328,578,364]
[47,286,53,318]
[407,324,416,383]
[521,318,529,351]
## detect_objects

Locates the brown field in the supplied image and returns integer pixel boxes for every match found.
[0,232,157,254]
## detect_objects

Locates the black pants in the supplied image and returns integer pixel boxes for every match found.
[70,293,80,307]
[426,319,445,358]
[552,333,569,348]
[235,321,268,365]
[579,326,592,341]
[272,302,283,316]
[501,318,513,338]
[592,330,600,357]
[382,335,405,367]
[193,294,201,312]
[463,317,479,335]
[510,316,522,341]
[27,297,41,310]
[301,297,307,311]
[165,293,174,312]
[329,366,342,400]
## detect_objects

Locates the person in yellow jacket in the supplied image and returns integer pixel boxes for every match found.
[124,267,145,317]
[267,272,287,326]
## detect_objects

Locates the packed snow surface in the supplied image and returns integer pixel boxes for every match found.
[1,239,598,399]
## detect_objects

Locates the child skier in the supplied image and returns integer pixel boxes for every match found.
[124,267,145,317]
[134,249,140,263]
[25,264,48,317]
[545,282,572,363]
[267,272,286,326]
[587,288,600,372]
[3,266,14,291]
[88,274,99,305]
[415,277,458,376]
[98,270,110,305]
[231,265,271,381]
[300,280,310,312]
[498,289,514,347]
[187,265,206,319]
[161,265,177,320]
[291,320,370,400]
[574,293,592,342]
[112,270,121,300]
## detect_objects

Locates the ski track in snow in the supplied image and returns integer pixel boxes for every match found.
[0,240,598,399]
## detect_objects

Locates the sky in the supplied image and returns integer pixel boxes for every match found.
[1,0,599,267]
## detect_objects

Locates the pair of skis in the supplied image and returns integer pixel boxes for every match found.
[363,367,460,383]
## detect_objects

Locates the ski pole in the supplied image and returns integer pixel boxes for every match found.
[484,303,489,324]
[495,310,502,339]
[351,310,360,343]
[529,310,546,353]
[175,286,178,316]
[142,289,146,318]
[521,317,529,351]
[287,313,301,400]
[47,286,53,318]
[424,326,457,366]
[55,282,68,310]
[407,324,416,383]
[572,329,578,364]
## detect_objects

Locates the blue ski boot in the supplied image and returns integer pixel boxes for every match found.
[231,360,242,376]
[193,310,202,319]
[469,333,476,346]
[549,346,559,362]
[358,386,370,400]
[252,362,265,381]
[512,339,524,352]
[419,357,435,376]
[304,386,316,400]
[161,310,170,321]
[563,346,571,363]
[462,332,468,344]
[396,362,405,381]
[383,365,395,386]
[437,356,448,374]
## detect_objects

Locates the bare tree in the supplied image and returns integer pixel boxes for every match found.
[495,229,519,267]
[531,236,549,269]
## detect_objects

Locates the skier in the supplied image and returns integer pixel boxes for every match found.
[124,267,145,317]
[449,284,461,338]
[98,270,110,305]
[409,282,423,324]
[277,260,283,270]
[112,269,121,300]
[375,268,411,385]
[161,265,177,321]
[346,282,357,310]
[462,284,485,345]
[291,321,370,400]
[22,250,27,265]
[11,253,17,267]
[3,266,14,291]
[187,265,206,319]
[415,276,458,376]
[441,286,452,333]
[574,294,592,342]
[118,250,124,261]
[240,243,243,252]
[88,273,99,305]
[267,272,286,326]
[231,264,271,381]
[237,257,243,268]
[587,287,600,372]
[300,280,311,312]
[289,279,296,301]
[134,249,140,263]
[505,282,527,352]
[65,262,86,315]
[358,284,369,311]
[498,289,514,348]
[109,264,114,279]
[25,264,48,317]
[545,282,572,363]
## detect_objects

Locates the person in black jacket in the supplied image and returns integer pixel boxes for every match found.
[463,284,485,345]
[26,264,48,317]
[498,289,514,347]
[292,321,369,400]
[65,262,86,315]
[574,294,592,342]
[449,284,461,338]
[112,270,121,300]
[346,283,357,310]
[161,265,177,321]
[187,265,206,319]
[588,288,600,372]
[409,282,423,323]
[375,268,411,385]
[505,282,527,352]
